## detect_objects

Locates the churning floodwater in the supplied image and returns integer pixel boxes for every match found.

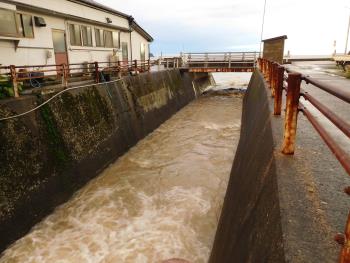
[0,73,250,263]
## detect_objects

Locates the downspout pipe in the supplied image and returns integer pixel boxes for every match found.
[128,16,134,61]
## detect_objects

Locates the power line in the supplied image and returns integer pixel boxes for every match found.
[0,79,123,122]
[259,0,267,56]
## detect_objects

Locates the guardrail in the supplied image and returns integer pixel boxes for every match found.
[0,60,156,98]
[257,58,350,263]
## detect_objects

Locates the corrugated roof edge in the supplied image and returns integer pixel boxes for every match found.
[71,0,153,42]
[262,35,288,42]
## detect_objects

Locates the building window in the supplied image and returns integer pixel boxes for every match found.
[104,30,113,48]
[140,43,146,61]
[95,28,104,47]
[112,31,119,48]
[0,9,19,37]
[69,24,82,46]
[121,42,128,62]
[81,25,92,47]
[16,13,34,38]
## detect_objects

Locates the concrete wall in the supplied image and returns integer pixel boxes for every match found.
[209,70,285,263]
[0,69,211,252]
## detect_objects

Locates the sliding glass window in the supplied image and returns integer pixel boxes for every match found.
[0,9,19,37]
[69,24,82,46]
[81,25,92,47]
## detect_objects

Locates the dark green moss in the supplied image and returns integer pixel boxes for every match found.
[40,102,71,171]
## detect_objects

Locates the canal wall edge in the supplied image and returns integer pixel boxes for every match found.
[209,70,285,262]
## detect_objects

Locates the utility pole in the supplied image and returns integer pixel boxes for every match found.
[259,0,267,57]
[345,12,350,54]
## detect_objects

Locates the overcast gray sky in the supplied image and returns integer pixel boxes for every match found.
[98,0,350,56]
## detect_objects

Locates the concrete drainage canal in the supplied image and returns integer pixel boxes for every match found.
[0,70,250,262]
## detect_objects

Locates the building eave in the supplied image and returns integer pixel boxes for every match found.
[130,19,154,42]
[71,0,153,42]
[68,0,130,19]
[2,0,155,41]
[3,0,131,32]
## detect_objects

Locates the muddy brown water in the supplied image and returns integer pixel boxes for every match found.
[0,73,249,263]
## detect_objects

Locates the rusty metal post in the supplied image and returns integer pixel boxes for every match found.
[336,210,350,263]
[274,66,284,115]
[9,65,19,98]
[282,73,302,155]
[262,59,266,75]
[266,60,270,79]
[268,61,273,89]
[61,64,68,88]
[117,61,122,78]
[271,62,277,97]
[94,62,99,83]
[265,60,270,81]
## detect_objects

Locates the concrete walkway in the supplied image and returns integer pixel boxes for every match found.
[273,61,350,262]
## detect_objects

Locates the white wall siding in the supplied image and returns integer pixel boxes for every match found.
[17,0,129,29]
[131,31,149,61]
[0,0,151,67]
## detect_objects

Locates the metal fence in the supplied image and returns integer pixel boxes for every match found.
[258,58,350,263]
[182,52,258,69]
[0,60,156,98]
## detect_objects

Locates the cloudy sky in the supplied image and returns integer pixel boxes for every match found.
[98,0,349,56]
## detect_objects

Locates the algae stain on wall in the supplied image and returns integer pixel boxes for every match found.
[40,103,71,171]
[46,87,116,161]
[0,106,44,218]
[137,87,174,112]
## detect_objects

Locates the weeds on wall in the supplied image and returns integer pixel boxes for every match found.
[0,76,22,98]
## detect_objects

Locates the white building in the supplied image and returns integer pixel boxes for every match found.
[0,0,153,67]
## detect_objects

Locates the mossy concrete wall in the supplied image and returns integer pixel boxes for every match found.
[0,69,211,252]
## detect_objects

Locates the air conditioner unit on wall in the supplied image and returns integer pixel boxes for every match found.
[34,16,46,27]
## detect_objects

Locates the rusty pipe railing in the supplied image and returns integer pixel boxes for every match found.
[0,59,161,98]
[257,57,350,263]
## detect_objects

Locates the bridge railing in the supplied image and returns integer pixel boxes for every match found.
[258,58,350,262]
[182,52,259,68]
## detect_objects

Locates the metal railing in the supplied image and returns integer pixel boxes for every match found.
[0,59,156,98]
[182,52,258,69]
[258,58,350,263]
